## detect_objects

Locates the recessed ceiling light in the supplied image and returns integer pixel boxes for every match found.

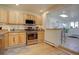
[59,14,68,17]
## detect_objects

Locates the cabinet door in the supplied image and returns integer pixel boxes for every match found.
[14,33,19,45]
[0,34,8,49]
[19,32,26,44]
[8,33,19,47]
[4,34,9,48]
[8,10,18,24]
[35,16,42,25]
[0,40,2,49]
[9,10,24,24]
[0,8,8,23]
[23,13,27,20]
[17,11,24,24]
[8,33,14,47]
[38,31,44,43]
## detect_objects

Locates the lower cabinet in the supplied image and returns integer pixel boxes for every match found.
[38,31,44,43]
[0,33,9,49]
[8,33,19,47]
[3,33,9,48]
[8,32,26,47]
[18,32,26,45]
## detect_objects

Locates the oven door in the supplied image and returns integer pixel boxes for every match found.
[26,32,38,45]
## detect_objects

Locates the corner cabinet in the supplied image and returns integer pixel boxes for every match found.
[0,8,8,23]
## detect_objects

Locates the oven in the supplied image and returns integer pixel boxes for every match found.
[25,19,38,45]
[26,31,38,45]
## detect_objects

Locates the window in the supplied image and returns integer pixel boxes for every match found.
[70,22,75,28]
[75,22,78,28]
[70,21,79,28]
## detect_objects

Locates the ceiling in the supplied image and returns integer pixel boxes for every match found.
[0,4,55,15]
[47,4,79,22]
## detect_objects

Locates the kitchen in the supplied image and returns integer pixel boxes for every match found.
[0,4,79,55]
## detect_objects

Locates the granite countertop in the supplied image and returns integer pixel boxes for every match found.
[8,30,26,33]
[0,30,8,34]
[0,29,45,34]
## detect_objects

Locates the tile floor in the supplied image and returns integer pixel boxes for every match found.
[2,43,75,55]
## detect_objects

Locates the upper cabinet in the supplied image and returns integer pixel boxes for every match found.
[8,10,17,24]
[23,13,35,23]
[0,8,8,23]
[35,15,42,25]
[0,8,43,25]
[18,12,24,24]
[23,13,43,25]
[8,10,24,24]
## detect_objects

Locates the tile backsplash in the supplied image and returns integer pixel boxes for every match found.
[1,24,25,31]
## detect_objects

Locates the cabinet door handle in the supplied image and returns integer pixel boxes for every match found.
[13,37,15,43]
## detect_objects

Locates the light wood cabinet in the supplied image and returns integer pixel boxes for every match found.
[8,33,19,47]
[35,15,43,25]
[19,32,26,45]
[23,13,31,20]
[8,10,18,24]
[0,33,8,49]
[0,8,8,23]
[38,31,44,43]
[0,8,43,25]
[8,32,26,47]
[3,33,9,48]
[23,13,36,23]
[18,12,24,24]
[8,10,24,24]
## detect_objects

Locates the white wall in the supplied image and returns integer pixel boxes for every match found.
[45,29,62,46]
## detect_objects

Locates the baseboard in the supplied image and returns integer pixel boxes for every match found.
[44,40,58,47]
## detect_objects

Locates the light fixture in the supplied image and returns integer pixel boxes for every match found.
[59,14,68,17]
[16,4,19,6]
[40,10,43,12]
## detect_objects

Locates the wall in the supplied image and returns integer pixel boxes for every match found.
[45,29,62,46]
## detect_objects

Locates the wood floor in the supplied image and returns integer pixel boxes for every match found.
[3,43,75,55]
